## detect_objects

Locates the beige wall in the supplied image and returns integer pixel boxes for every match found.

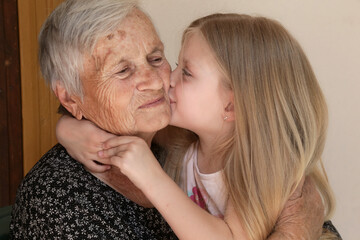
[140,0,360,239]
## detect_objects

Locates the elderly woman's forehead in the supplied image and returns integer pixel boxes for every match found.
[99,9,160,47]
[83,8,162,74]
[121,8,155,30]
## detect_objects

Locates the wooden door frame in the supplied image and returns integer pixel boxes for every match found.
[0,0,23,207]
[18,0,62,176]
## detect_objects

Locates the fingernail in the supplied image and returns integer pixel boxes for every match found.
[98,151,104,157]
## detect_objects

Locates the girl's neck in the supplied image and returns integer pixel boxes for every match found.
[196,137,224,174]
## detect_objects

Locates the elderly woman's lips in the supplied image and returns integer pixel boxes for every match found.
[139,97,165,109]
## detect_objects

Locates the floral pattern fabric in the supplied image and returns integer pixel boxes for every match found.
[10,144,177,240]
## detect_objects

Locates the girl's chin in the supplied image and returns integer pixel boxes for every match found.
[169,119,176,126]
[168,120,186,130]
[168,117,179,127]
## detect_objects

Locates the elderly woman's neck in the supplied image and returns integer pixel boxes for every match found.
[92,130,157,208]
[135,132,156,146]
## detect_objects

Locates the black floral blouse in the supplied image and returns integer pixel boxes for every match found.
[10,144,177,239]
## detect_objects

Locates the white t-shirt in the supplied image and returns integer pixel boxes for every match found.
[180,142,228,218]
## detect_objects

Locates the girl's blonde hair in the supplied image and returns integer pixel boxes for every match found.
[162,13,335,240]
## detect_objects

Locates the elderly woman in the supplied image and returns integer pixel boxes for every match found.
[11,0,329,239]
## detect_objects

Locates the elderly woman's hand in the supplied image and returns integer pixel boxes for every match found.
[56,115,116,172]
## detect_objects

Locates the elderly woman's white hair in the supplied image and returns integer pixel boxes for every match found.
[38,0,139,98]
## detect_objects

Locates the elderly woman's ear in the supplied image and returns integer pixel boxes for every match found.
[54,81,83,120]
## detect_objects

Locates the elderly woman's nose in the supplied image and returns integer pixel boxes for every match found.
[136,67,163,91]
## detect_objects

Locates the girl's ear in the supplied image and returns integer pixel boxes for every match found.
[224,102,235,122]
[224,92,235,122]
[53,81,83,120]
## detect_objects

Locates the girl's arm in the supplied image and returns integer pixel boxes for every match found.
[147,173,248,240]
[56,115,116,172]
[98,136,248,240]
[99,137,324,240]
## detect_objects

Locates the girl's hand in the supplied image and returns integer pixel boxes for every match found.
[56,115,116,173]
[98,136,164,190]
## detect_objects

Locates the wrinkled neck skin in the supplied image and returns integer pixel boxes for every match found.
[92,131,156,208]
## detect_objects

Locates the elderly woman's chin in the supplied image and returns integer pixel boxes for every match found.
[133,101,171,133]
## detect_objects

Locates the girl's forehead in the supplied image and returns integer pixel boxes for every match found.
[180,32,213,61]
[179,32,202,56]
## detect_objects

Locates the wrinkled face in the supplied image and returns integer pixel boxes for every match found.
[169,32,231,136]
[75,9,171,135]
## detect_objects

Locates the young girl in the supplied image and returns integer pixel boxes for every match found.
[57,14,336,239]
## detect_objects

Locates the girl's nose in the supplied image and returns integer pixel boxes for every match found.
[170,65,181,88]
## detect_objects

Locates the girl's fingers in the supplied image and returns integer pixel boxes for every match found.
[98,131,118,145]
[93,155,113,165]
[108,155,126,172]
[85,160,111,173]
[77,152,105,163]
[109,155,122,165]
[102,136,138,149]
[98,144,129,158]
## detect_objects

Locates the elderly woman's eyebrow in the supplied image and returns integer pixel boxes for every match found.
[149,42,165,54]
[106,59,127,74]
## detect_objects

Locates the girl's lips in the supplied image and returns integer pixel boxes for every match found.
[139,97,165,109]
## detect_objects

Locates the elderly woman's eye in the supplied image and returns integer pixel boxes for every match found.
[150,57,163,66]
[115,66,132,79]
[118,67,129,74]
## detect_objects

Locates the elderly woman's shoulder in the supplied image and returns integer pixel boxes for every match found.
[17,143,90,196]
[24,143,84,176]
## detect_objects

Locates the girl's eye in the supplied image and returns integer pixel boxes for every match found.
[182,68,192,77]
